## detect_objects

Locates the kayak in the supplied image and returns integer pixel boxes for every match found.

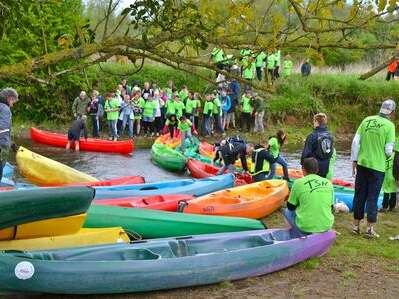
[0,229,335,294]
[94,174,235,199]
[43,175,145,187]
[16,146,98,186]
[0,186,94,231]
[31,127,134,155]
[334,191,383,211]
[187,159,253,184]
[151,143,187,172]
[154,133,181,149]
[199,140,214,158]
[85,205,265,239]
[93,194,195,212]
[0,227,129,251]
[182,180,289,219]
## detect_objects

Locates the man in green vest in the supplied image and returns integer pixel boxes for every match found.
[255,51,267,81]
[250,143,274,182]
[266,51,276,81]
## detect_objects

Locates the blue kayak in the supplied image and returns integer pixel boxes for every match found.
[94,174,235,199]
[335,191,383,211]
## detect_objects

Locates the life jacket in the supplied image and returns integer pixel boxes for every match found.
[250,148,270,176]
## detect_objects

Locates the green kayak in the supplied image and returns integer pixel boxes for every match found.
[84,205,265,239]
[151,143,187,172]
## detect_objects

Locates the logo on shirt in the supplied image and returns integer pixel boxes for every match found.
[304,179,330,193]
[364,119,384,132]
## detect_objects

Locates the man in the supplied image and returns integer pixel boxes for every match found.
[301,59,311,77]
[351,99,396,238]
[284,158,334,237]
[0,88,19,182]
[66,115,88,151]
[72,91,90,119]
[216,136,249,175]
[301,113,334,178]
[254,51,267,81]
[250,143,274,182]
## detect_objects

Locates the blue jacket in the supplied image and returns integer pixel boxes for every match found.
[0,102,11,149]
[221,96,231,112]
[301,63,311,76]
[229,80,240,112]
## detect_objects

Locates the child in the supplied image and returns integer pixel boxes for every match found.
[178,115,193,151]
[267,129,289,181]
[66,115,88,151]
[240,90,253,132]
[185,92,197,123]
[131,91,145,136]
[202,94,214,137]
[119,94,134,138]
[142,95,157,137]
[165,114,178,139]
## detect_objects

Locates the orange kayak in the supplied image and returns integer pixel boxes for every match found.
[182,180,289,219]
[155,134,181,149]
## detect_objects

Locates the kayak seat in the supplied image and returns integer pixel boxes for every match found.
[168,240,190,257]
[268,230,292,241]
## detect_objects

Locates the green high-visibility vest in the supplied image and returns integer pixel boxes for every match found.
[250,148,270,176]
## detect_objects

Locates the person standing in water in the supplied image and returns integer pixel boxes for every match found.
[66,115,88,151]
[0,88,19,182]
[351,99,396,238]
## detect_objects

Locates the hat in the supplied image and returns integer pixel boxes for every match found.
[380,99,396,115]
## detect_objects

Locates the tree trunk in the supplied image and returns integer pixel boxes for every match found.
[359,54,398,80]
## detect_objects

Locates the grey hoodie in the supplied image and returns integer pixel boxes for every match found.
[0,102,11,149]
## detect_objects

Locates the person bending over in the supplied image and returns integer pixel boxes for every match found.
[66,115,88,151]
[216,136,249,175]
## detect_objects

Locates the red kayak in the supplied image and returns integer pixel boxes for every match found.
[42,176,145,187]
[31,127,134,155]
[187,159,252,185]
[93,194,194,211]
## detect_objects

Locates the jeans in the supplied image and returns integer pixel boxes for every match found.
[382,192,397,210]
[204,115,212,136]
[0,160,5,182]
[283,209,310,238]
[107,120,117,138]
[133,118,141,136]
[121,115,133,138]
[91,115,99,137]
[168,124,177,138]
[256,67,263,81]
[353,165,385,223]
[154,116,163,133]
[216,164,236,175]
[180,130,192,151]
[213,114,224,134]
[267,155,289,179]
[254,111,265,133]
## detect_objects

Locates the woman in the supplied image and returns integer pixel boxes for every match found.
[119,94,134,138]
[266,129,289,180]
[153,90,164,136]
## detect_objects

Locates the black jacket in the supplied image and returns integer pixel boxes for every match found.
[219,141,248,171]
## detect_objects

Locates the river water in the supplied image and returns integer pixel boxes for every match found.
[10,138,354,183]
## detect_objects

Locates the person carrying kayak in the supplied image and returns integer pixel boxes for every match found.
[267,130,289,181]
[301,113,334,178]
[66,115,88,151]
[250,143,275,182]
[284,158,334,237]
[215,136,249,175]
[351,99,396,238]
[0,88,19,182]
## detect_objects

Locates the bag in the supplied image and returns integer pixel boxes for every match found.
[315,132,333,160]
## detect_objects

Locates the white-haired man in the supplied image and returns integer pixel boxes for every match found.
[72,91,90,119]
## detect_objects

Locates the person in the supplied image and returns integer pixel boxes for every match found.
[386,60,398,81]
[266,51,276,81]
[131,91,145,136]
[178,115,194,151]
[121,79,131,94]
[240,90,253,132]
[380,142,397,212]
[242,55,255,81]
[179,86,189,104]
[165,114,178,139]
[250,143,274,182]
[185,92,197,123]
[211,47,225,70]
[216,136,249,175]
[253,94,265,133]
[142,95,157,136]
[165,80,175,99]
[301,113,334,178]
[228,67,240,129]
[351,99,396,238]
[213,92,224,135]
[142,82,153,100]
[284,158,334,237]
[273,49,281,79]
[104,93,120,141]
[282,55,293,77]
[87,92,101,137]
[255,51,267,81]
[66,115,88,151]
[119,94,134,138]
[301,59,311,77]
[173,94,185,119]
[267,130,289,181]
[193,92,202,130]
[153,90,164,136]
[220,90,231,130]
[0,88,19,182]
[72,91,90,119]
[203,94,214,137]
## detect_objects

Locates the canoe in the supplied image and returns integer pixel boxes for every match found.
[182,180,289,219]
[0,227,129,251]
[43,175,145,187]
[0,229,335,294]
[31,127,134,155]
[85,205,265,239]
[93,194,195,212]
[16,146,98,186]
[151,143,187,172]
[0,186,94,231]
[187,159,252,185]
[94,174,235,200]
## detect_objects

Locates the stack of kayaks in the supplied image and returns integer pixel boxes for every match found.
[181,180,289,219]
[31,127,134,155]
[154,133,181,149]
[0,229,336,294]
[151,143,187,172]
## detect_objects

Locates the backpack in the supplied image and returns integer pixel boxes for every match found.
[315,131,333,160]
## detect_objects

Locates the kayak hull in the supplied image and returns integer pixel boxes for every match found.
[42,175,145,187]
[31,127,134,155]
[84,205,265,238]
[151,143,187,172]
[0,229,335,294]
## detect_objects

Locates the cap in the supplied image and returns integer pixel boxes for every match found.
[380,99,396,115]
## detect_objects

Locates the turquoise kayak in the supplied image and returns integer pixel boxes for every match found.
[94,174,235,199]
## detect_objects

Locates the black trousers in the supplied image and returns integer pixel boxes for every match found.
[240,112,252,132]
[382,192,397,210]
[386,71,395,81]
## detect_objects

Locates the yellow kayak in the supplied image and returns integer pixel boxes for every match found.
[0,214,86,241]
[0,227,129,251]
[16,146,98,186]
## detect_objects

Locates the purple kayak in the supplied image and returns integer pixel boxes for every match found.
[0,228,336,294]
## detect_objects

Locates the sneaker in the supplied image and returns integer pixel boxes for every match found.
[352,225,360,235]
[364,227,380,239]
